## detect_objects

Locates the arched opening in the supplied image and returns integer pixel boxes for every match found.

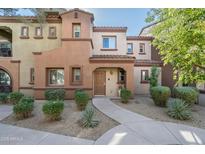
[0,69,12,93]
[93,67,126,97]
[0,26,12,57]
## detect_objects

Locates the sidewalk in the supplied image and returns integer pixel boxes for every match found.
[93,97,205,145]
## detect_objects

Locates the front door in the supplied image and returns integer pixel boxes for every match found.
[94,71,106,95]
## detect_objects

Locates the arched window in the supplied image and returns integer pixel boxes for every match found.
[0,69,12,92]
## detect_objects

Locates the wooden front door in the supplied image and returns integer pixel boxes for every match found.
[94,71,106,95]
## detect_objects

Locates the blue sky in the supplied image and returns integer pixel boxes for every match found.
[86,8,150,35]
[17,8,150,36]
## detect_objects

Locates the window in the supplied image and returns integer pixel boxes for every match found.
[48,69,64,85]
[103,36,116,49]
[73,24,81,38]
[70,67,82,85]
[48,27,56,38]
[72,68,81,82]
[21,27,29,37]
[35,27,42,37]
[141,70,149,83]
[139,43,145,53]
[118,69,126,83]
[127,43,133,54]
[30,68,34,84]
[0,41,12,57]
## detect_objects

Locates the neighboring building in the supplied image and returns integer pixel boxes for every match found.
[0,8,174,99]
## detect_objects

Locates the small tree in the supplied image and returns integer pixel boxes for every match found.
[149,66,159,90]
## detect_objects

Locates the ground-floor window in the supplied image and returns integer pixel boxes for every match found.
[47,68,64,86]
[141,70,149,83]
[0,69,12,92]
[71,66,82,85]
[118,69,126,83]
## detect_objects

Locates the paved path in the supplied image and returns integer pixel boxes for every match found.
[0,105,12,121]
[93,97,205,145]
[0,105,94,145]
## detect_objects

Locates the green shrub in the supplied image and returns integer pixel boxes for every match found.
[79,104,99,128]
[167,98,192,120]
[172,87,198,106]
[13,99,34,119]
[75,91,89,110]
[150,86,171,107]
[42,100,64,121]
[44,89,65,101]
[0,93,9,103]
[120,88,131,103]
[20,96,34,104]
[9,92,24,104]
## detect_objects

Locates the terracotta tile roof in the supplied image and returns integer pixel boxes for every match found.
[93,26,127,32]
[135,59,163,66]
[127,36,154,41]
[60,8,94,17]
[90,55,135,60]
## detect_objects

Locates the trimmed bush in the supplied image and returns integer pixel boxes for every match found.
[167,98,192,120]
[120,88,131,103]
[9,92,24,104]
[42,100,64,121]
[20,96,34,104]
[44,89,65,101]
[13,98,34,119]
[150,86,171,107]
[172,87,198,106]
[0,93,9,104]
[79,104,99,128]
[75,91,89,110]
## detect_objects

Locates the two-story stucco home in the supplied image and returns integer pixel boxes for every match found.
[0,8,175,99]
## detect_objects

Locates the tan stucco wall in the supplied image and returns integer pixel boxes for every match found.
[0,22,62,92]
[134,66,162,95]
[127,40,151,60]
[92,32,127,55]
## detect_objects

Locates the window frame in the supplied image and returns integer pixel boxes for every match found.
[29,68,34,84]
[127,43,133,54]
[47,68,64,86]
[118,69,126,83]
[34,27,43,38]
[48,26,57,39]
[141,70,149,83]
[72,23,81,38]
[20,26,29,39]
[70,65,83,85]
[101,35,117,50]
[139,43,145,54]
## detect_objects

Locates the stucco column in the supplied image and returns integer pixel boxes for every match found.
[125,65,135,96]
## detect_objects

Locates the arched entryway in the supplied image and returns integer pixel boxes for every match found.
[0,69,12,93]
[93,67,126,97]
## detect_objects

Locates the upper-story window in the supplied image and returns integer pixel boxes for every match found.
[21,26,29,37]
[35,27,42,37]
[102,36,116,49]
[139,43,145,54]
[48,27,56,38]
[73,23,81,38]
[127,43,133,54]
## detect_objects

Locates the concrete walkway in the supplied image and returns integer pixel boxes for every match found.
[93,97,205,145]
[0,105,12,121]
[0,105,94,145]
